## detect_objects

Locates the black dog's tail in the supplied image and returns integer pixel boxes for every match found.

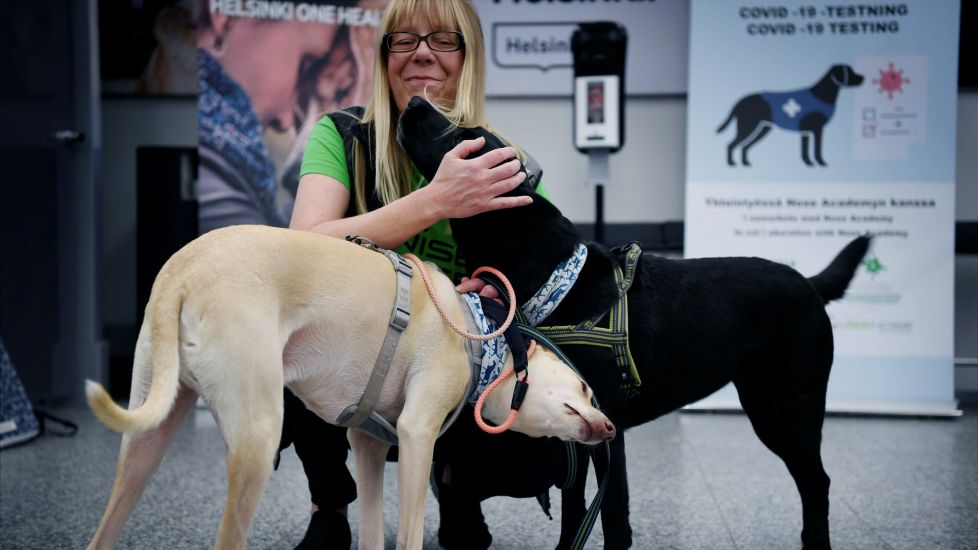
[716,110,735,133]
[808,236,871,303]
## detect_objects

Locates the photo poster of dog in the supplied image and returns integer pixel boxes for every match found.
[684,0,961,414]
[195,0,390,234]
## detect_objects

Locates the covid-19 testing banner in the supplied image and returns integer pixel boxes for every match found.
[684,0,960,414]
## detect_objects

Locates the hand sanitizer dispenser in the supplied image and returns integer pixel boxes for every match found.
[571,22,627,243]
[572,22,627,153]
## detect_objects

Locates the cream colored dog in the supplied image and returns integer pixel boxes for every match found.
[85,225,615,550]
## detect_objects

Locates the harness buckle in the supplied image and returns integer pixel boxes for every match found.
[346,235,379,250]
[395,256,414,277]
[391,306,411,332]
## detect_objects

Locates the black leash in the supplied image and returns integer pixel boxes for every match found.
[477,274,610,550]
[517,324,611,550]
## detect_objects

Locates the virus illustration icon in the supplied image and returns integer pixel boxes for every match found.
[872,62,909,100]
[862,253,886,279]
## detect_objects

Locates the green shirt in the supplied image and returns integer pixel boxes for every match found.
[300,114,548,283]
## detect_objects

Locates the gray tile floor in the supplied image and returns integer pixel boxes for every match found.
[1,404,975,549]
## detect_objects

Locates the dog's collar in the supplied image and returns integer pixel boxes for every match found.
[459,242,588,400]
[520,243,588,326]
[460,292,519,405]
[535,241,644,394]
[831,68,850,87]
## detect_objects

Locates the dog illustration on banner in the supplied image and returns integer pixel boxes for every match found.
[718,64,864,167]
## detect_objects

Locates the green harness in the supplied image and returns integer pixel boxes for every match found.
[535,242,644,394]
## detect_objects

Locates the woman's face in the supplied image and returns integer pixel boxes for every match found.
[385,17,464,114]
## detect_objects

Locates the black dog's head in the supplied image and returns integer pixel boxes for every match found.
[829,64,864,87]
[396,96,534,197]
[395,95,581,296]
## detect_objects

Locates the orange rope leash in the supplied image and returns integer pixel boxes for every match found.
[402,253,536,434]
[404,254,516,341]
[473,340,537,433]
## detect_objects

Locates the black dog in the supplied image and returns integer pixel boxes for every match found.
[398,96,870,550]
[717,64,863,167]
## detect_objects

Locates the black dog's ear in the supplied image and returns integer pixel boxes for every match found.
[397,96,535,197]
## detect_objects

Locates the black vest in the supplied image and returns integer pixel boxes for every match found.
[325,106,383,217]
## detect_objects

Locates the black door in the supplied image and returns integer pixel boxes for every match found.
[0,0,106,404]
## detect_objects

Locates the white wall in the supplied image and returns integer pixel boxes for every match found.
[486,96,688,223]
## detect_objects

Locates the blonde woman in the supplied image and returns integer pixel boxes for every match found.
[292,0,535,279]
[280,1,546,547]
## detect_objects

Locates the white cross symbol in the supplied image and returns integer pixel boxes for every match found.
[782,98,802,118]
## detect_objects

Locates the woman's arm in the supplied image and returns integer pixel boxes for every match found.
[290,173,439,249]
[290,137,530,249]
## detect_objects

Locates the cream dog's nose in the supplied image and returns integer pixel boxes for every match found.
[579,415,616,444]
[597,419,616,442]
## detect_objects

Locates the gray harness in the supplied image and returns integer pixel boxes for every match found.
[334,237,479,446]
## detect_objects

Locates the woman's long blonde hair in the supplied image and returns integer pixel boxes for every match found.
[350,0,488,214]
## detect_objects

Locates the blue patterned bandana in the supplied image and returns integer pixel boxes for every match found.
[459,244,589,403]
[197,49,284,226]
[521,243,589,326]
[461,292,511,404]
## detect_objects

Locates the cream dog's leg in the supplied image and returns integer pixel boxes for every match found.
[209,347,284,550]
[348,429,391,550]
[395,364,468,550]
[87,385,198,549]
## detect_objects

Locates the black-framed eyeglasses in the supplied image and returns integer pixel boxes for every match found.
[383,31,464,53]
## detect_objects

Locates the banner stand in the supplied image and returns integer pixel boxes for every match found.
[683,1,961,416]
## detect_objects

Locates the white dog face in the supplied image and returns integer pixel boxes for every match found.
[484,347,616,445]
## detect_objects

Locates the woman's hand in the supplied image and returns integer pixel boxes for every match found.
[456,276,503,306]
[423,136,532,219]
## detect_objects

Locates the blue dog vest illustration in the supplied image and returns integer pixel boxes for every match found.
[761,89,834,131]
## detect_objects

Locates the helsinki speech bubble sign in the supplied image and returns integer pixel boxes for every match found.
[491,22,577,73]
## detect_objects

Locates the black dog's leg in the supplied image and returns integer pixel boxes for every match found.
[556,447,590,550]
[724,95,771,167]
[726,140,738,166]
[801,134,815,166]
[813,126,827,166]
[727,122,758,167]
[741,125,771,168]
[801,114,829,167]
[599,434,633,549]
[734,343,833,549]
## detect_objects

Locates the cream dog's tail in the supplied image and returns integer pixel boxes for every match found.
[86,279,184,433]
